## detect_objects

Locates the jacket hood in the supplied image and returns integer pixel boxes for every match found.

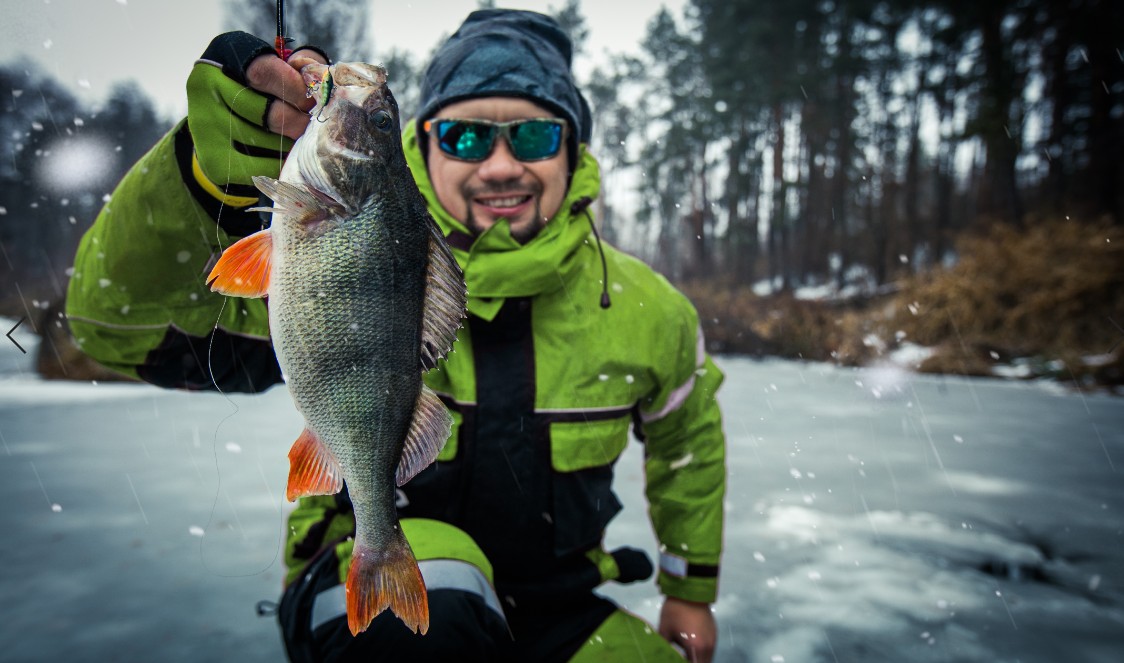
[414,9,592,169]
[402,118,601,321]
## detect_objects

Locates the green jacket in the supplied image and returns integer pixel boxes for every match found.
[67,108,726,604]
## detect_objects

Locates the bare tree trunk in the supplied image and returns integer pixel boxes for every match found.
[1043,1,1072,216]
[976,5,1024,228]
[770,103,788,291]
[693,143,711,277]
[724,133,756,284]
[1085,4,1123,223]
[904,101,922,273]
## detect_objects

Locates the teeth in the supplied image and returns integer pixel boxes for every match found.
[480,196,527,208]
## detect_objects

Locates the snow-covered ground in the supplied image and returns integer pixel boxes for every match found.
[1,322,1122,662]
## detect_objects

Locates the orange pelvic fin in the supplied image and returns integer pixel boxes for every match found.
[346,536,429,636]
[286,427,343,501]
[206,229,273,298]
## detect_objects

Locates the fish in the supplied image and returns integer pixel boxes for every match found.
[206,61,466,636]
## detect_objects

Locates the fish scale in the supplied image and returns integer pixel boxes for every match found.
[206,61,467,636]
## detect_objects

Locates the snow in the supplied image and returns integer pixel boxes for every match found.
[34,136,120,193]
[0,332,1122,660]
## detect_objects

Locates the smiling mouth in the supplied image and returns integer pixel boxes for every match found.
[476,195,532,210]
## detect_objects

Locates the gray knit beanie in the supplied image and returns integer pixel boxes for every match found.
[415,9,592,164]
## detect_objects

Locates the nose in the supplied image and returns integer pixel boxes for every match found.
[476,136,524,182]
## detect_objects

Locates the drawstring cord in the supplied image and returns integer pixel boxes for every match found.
[570,196,611,309]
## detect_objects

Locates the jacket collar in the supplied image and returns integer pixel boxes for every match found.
[402,119,602,321]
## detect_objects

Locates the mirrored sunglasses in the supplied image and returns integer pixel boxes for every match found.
[424,118,566,162]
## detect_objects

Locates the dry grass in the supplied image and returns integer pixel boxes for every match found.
[891,216,1124,385]
[679,282,885,366]
[681,216,1124,389]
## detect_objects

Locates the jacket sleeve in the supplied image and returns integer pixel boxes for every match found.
[66,34,298,393]
[635,297,726,604]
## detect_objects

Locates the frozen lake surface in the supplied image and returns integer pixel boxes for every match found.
[1,326,1122,662]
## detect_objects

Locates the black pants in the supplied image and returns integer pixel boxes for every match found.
[279,547,617,663]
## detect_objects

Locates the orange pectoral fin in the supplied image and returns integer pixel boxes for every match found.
[286,428,344,501]
[206,229,273,298]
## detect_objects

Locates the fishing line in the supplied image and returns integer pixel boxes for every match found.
[197,321,289,578]
[195,81,289,579]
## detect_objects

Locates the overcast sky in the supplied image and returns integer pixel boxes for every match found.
[0,0,684,118]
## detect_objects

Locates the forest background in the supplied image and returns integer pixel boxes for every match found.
[2,0,1122,388]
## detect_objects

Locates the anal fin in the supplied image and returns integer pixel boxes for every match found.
[419,223,467,370]
[396,385,453,486]
[286,427,343,501]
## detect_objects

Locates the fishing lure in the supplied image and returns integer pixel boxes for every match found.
[306,68,336,122]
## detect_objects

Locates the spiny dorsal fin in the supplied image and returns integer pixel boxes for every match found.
[396,385,452,486]
[207,228,273,298]
[286,427,344,500]
[419,223,467,370]
[251,176,338,225]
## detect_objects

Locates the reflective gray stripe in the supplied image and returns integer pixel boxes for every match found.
[640,324,708,424]
[310,559,505,632]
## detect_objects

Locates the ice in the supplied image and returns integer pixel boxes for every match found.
[0,356,1122,661]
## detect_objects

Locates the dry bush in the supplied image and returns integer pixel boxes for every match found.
[679,216,1124,388]
[678,282,776,356]
[679,281,882,365]
[891,216,1124,385]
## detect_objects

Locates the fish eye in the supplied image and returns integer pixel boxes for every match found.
[373,110,393,132]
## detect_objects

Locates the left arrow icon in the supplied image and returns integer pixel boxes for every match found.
[7,317,27,354]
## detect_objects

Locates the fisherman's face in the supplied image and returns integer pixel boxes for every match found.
[426,97,569,244]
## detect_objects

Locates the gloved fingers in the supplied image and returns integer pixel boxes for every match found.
[187,61,276,130]
[186,32,333,188]
[187,62,292,186]
[199,31,277,87]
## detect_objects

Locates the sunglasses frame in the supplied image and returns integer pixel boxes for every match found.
[424,117,568,163]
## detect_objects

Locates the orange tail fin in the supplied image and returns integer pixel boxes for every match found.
[346,536,429,636]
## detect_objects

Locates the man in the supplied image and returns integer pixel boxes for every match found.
[67,9,725,663]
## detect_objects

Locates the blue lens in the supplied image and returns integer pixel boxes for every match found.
[433,120,565,162]
[509,120,563,160]
[436,121,496,160]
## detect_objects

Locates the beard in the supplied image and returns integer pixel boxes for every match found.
[462,181,547,244]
